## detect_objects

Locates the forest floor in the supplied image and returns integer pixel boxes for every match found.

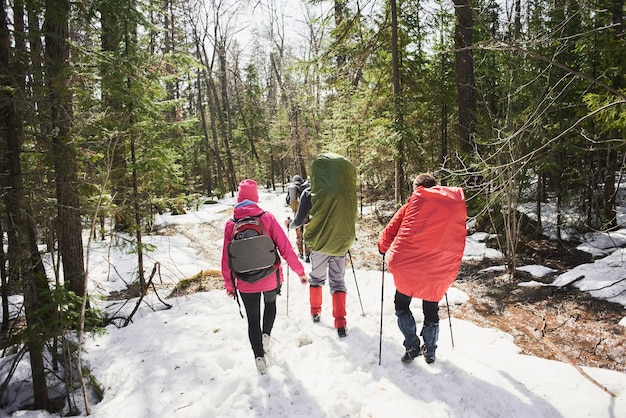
[452,241,625,374]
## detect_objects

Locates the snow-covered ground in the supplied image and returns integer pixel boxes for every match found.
[2,186,626,417]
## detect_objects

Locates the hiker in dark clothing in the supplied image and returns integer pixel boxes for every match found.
[286,175,311,262]
[222,179,307,374]
[288,153,357,338]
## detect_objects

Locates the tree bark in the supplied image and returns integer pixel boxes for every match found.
[452,0,476,153]
[1,3,50,408]
[44,0,86,300]
[603,0,623,229]
[217,39,237,191]
[390,0,405,203]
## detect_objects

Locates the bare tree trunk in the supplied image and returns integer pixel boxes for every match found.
[123,13,146,291]
[334,0,346,71]
[0,220,7,336]
[1,4,50,407]
[191,30,226,194]
[196,70,214,195]
[440,11,449,169]
[390,0,405,203]
[217,39,237,192]
[602,0,623,230]
[602,148,617,229]
[44,0,86,301]
[536,171,544,239]
[452,0,476,153]
[205,72,227,192]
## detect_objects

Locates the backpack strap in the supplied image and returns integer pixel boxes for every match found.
[232,211,267,227]
[231,271,244,318]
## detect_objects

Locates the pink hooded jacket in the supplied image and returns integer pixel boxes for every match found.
[221,184,305,294]
[377,186,467,302]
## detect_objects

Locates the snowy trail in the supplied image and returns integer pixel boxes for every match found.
[82,270,626,418]
[6,187,625,417]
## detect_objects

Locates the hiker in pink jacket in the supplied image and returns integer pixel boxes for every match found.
[221,179,307,374]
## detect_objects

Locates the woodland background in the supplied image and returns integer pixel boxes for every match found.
[0,0,624,413]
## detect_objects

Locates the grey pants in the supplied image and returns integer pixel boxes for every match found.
[308,250,347,294]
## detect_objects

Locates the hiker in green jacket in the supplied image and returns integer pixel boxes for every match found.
[288,153,357,338]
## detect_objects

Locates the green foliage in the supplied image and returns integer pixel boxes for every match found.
[51,288,106,333]
[584,93,626,132]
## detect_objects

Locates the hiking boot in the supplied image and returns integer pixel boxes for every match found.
[262,333,271,354]
[255,356,268,374]
[305,255,310,263]
[312,313,321,323]
[401,346,421,362]
[337,327,347,338]
[421,322,439,364]
[422,345,436,364]
[299,254,304,259]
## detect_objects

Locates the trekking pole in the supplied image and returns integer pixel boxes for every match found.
[379,254,385,366]
[286,222,291,317]
[445,292,454,349]
[347,250,365,316]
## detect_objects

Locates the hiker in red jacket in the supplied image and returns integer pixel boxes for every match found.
[221,179,307,374]
[377,173,467,364]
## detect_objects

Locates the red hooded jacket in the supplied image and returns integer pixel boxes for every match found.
[377,186,467,301]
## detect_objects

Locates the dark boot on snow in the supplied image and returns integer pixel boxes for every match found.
[421,322,439,364]
[401,346,421,362]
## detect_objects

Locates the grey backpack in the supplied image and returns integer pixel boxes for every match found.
[227,214,280,284]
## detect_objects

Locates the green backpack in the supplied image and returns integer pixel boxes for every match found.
[304,153,357,256]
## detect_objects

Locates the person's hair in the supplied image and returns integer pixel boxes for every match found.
[413,173,436,189]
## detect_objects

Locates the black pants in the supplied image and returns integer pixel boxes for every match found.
[240,289,278,358]
[394,290,439,324]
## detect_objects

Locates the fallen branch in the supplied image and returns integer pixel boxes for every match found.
[123,262,171,327]
[539,334,617,397]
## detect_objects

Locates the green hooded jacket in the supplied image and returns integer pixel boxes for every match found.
[304,153,357,256]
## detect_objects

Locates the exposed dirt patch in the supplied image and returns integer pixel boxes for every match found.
[452,240,625,373]
[167,269,224,297]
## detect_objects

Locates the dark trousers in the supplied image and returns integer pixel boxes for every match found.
[394,290,439,350]
[394,290,439,323]
[240,289,278,358]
